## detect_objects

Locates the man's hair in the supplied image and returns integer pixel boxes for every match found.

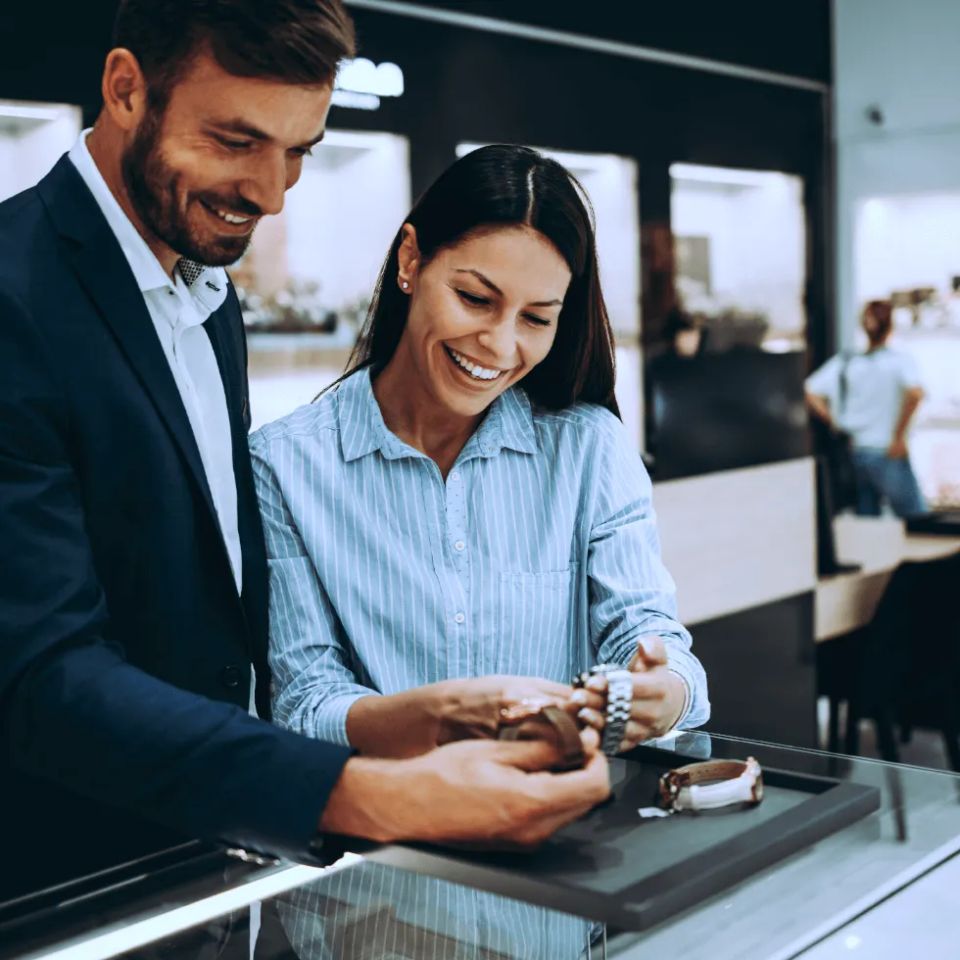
[863,299,893,341]
[113,0,356,109]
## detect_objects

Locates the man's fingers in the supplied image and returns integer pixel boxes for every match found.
[522,750,611,813]
[492,735,571,773]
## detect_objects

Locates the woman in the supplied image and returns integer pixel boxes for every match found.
[251,145,709,959]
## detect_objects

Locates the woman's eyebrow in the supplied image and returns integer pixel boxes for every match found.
[454,268,562,306]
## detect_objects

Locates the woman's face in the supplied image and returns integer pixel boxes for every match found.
[397,224,571,419]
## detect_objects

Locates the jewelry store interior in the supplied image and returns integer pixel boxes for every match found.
[2,1,960,958]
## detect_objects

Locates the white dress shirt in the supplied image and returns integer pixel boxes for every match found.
[69,131,243,593]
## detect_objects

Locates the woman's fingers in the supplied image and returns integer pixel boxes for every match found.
[576,706,605,731]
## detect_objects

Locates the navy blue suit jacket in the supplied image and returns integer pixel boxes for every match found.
[0,156,351,901]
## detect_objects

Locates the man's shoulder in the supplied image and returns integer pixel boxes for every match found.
[0,184,59,294]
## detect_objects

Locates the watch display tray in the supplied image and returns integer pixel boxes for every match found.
[348,744,880,931]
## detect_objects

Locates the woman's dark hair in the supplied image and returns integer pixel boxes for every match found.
[113,0,356,110]
[345,144,620,418]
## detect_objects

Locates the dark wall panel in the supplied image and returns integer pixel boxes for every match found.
[399,1,832,83]
[692,593,817,749]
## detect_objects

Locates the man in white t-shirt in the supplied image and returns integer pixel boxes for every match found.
[806,299,926,516]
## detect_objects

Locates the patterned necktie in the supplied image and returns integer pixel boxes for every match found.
[177,257,205,288]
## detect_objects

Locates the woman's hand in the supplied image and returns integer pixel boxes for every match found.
[571,637,687,752]
[346,675,574,759]
[435,675,575,744]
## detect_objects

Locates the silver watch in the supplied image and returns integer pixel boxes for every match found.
[573,664,634,755]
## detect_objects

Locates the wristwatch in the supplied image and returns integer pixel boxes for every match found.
[572,664,633,755]
[658,757,764,812]
[498,700,586,771]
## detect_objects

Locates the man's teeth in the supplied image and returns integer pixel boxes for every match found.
[209,204,252,224]
[448,346,503,381]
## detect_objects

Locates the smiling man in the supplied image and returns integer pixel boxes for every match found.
[0,0,610,920]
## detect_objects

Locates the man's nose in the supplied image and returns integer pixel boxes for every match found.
[237,152,290,217]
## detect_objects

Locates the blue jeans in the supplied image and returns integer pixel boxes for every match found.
[851,448,927,517]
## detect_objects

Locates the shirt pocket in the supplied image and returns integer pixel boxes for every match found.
[497,564,579,681]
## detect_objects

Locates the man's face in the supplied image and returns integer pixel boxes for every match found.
[122,49,333,266]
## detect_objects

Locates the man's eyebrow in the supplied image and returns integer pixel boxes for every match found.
[454,268,562,307]
[207,119,326,148]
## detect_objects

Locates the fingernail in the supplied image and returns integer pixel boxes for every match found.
[570,690,587,705]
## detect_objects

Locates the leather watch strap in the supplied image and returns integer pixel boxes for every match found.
[658,757,764,812]
[498,704,586,771]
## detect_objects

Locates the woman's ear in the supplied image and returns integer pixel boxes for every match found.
[397,223,421,292]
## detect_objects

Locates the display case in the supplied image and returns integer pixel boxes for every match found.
[4,732,960,960]
[670,162,808,354]
[0,99,81,203]
[239,128,411,429]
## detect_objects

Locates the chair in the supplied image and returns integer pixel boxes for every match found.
[819,553,960,771]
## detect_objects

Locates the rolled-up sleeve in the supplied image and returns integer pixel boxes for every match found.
[587,416,710,729]
[250,438,378,746]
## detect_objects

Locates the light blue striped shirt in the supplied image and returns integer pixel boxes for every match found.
[250,367,709,957]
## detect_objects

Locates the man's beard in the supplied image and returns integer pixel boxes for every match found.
[121,110,259,267]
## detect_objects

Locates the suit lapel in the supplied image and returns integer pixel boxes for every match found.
[206,292,270,677]
[37,157,221,540]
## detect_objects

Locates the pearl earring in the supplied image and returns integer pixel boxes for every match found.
[401,280,410,290]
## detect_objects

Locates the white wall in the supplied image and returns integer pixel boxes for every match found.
[671,168,806,341]
[0,105,81,202]
[834,0,960,345]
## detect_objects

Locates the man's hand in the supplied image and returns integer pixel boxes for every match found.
[571,638,687,751]
[887,436,908,460]
[319,728,610,847]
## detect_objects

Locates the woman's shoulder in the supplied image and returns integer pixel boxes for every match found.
[530,399,624,447]
[248,389,340,460]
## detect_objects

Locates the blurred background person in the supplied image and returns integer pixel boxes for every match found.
[806,299,926,517]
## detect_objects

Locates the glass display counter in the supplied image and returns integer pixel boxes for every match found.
[3,732,959,960]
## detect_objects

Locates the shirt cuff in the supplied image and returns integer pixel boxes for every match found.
[666,667,692,731]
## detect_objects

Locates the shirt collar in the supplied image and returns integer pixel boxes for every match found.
[337,367,539,464]
[67,129,228,313]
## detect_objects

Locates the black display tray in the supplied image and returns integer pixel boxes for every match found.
[352,744,881,931]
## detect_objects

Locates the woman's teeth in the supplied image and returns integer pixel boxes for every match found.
[447,346,503,381]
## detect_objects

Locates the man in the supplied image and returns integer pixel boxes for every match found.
[0,0,608,905]
[806,299,926,517]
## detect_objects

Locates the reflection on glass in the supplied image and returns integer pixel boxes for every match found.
[854,193,960,507]
[0,100,81,203]
[275,862,592,960]
[240,129,411,429]
[670,163,807,353]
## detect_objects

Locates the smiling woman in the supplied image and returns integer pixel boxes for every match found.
[250,144,710,958]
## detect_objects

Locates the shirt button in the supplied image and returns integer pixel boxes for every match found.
[454,540,465,552]
[221,665,242,689]
[454,612,465,624]
[449,470,459,481]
